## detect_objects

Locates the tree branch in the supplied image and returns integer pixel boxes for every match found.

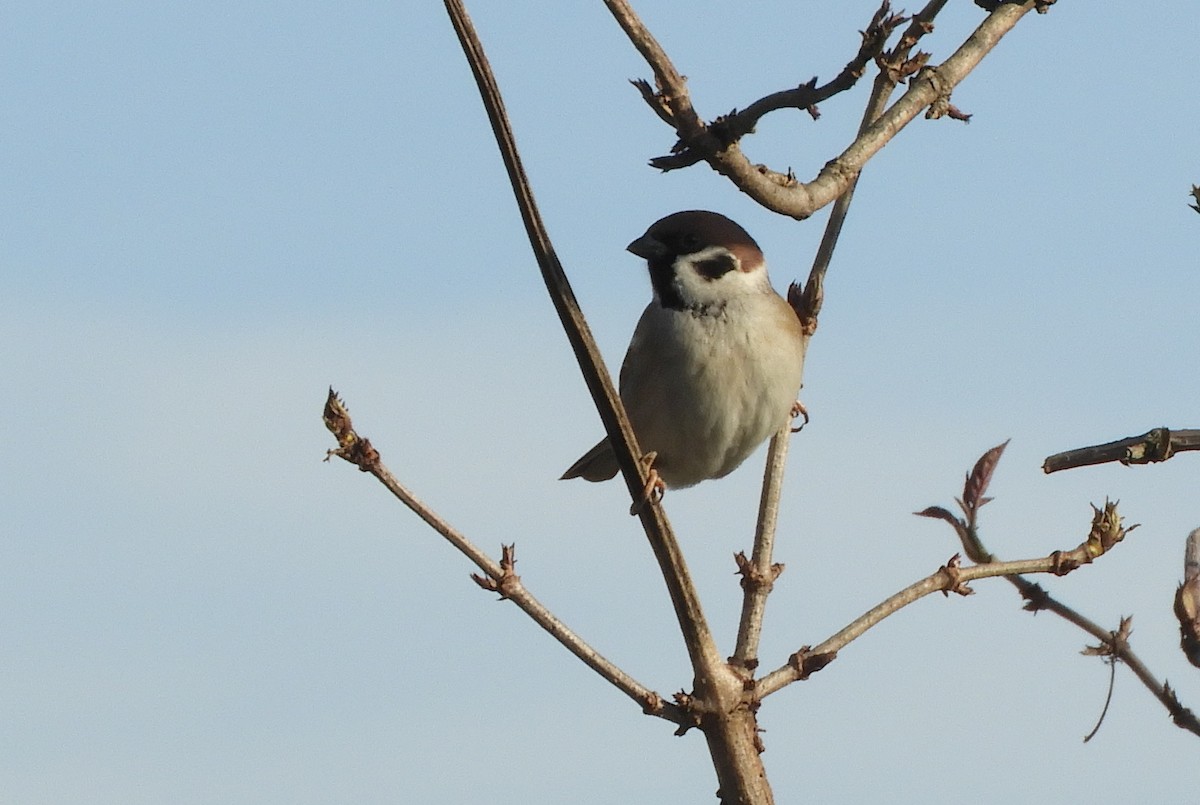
[321,389,685,724]
[442,0,723,676]
[756,440,1200,737]
[731,425,793,672]
[755,550,1126,699]
[730,0,953,674]
[632,2,909,171]
[913,443,1200,738]
[1042,427,1200,473]
[606,0,1043,219]
[442,5,794,800]
[1015,577,1200,737]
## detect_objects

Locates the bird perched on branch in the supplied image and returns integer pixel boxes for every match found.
[561,210,806,504]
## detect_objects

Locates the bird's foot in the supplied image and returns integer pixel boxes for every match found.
[629,451,665,516]
[790,400,810,433]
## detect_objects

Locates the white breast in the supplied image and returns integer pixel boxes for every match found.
[618,292,805,488]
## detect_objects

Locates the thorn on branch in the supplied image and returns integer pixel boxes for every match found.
[786,646,837,681]
[938,553,974,597]
[734,551,785,593]
[322,387,380,472]
[1163,682,1200,731]
[1190,185,1200,214]
[798,77,822,120]
[471,543,522,599]
[1020,581,1050,613]
[671,690,703,736]
[879,50,929,84]
[629,77,675,126]
[1082,615,1133,660]
[861,2,910,60]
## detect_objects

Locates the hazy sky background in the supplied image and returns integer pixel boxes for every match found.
[4,3,1199,803]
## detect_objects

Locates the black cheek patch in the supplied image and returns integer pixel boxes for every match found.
[693,253,738,280]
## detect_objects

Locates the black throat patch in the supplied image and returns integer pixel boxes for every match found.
[647,252,737,311]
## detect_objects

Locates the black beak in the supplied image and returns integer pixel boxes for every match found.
[626,234,667,261]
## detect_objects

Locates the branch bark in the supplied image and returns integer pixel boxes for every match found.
[443,0,718,672]
[730,0,952,676]
[442,3,772,801]
[917,444,1200,738]
[756,551,1111,698]
[1042,427,1200,473]
[321,390,685,724]
[606,0,1042,219]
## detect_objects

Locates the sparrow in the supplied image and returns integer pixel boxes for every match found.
[561,210,805,497]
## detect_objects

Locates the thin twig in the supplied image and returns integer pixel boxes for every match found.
[638,2,907,171]
[1082,652,1118,743]
[1042,427,1200,473]
[321,390,684,724]
[939,481,1200,739]
[445,4,783,799]
[731,425,792,671]
[730,1,952,672]
[1014,576,1200,737]
[755,552,1114,698]
[442,0,723,675]
[606,0,1041,219]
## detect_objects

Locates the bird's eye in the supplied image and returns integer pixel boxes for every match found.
[680,233,701,251]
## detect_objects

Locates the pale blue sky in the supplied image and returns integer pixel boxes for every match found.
[3,3,1199,803]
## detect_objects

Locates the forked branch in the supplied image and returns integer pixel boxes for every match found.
[756,487,1144,699]
[917,441,1200,738]
[442,0,721,677]
[606,0,1044,219]
[731,0,952,673]
[321,389,685,724]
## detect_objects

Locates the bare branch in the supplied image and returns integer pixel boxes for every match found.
[728,2,947,674]
[730,30,923,673]
[1042,427,1200,473]
[1081,617,1127,742]
[322,389,684,724]
[914,452,1200,738]
[731,424,793,671]
[756,550,1118,699]
[442,5,780,801]
[639,3,909,171]
[442,0,722,675]
[1019,580,1200,738]
[606,0,1043,219]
